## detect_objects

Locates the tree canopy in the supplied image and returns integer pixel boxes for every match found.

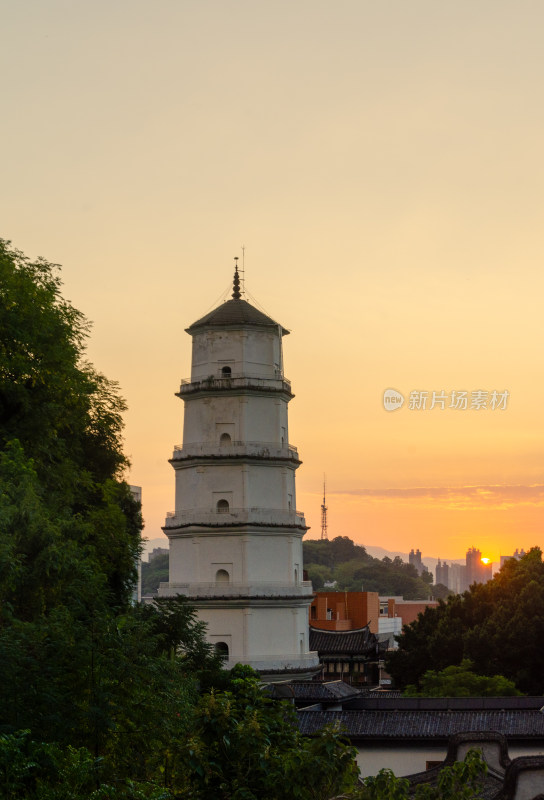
[403,660,521,697]
[386,548,544,694]
[0,240,222,790]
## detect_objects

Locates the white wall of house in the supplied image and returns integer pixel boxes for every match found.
[355,742,544,778]
[378,617,403,635]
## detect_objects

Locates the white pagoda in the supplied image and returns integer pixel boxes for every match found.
[159,264,319,677]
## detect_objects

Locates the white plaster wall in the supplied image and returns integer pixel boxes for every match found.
[356,746,447,777]
[199,607,246,658]
[245,463,295,509]
[183,396,240,444]
[509,745,544,759]
[168,536,197,583]
[168,534,246,584]
[243,396,289,443]
[243,532,301,583]
[174,463,242,509]
[513,770,544,800]
[191,329,280,381]
[200,605,310,664]
[246,606,309,657]
[174,462,296,512]
[356,743,544,781]
[168,530,304,585]
[183,394,290,446]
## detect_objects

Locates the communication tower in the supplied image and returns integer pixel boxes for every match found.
[320,477,328,540]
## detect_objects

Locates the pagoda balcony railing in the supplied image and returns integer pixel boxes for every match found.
[158,580,314,598]
[177,373,291,395]
[172,441,299,460]
[164,507,306,528]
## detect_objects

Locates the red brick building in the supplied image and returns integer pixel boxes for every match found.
[310,591,380,633]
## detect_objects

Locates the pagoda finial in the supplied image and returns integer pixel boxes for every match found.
[232,257,241,300]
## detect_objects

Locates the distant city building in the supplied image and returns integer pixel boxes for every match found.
[444,547,492,594]
[500,549,526,568]
[148,546,169,563]
[129,485,142,604]
[466,546,492,587]
[409,549,429,577]
[447,563,466,594]
[435,559,449,587]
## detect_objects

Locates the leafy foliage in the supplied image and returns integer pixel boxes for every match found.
[0,240,223,792]
[177,667,360,800]
[404,659,521,697]
[386,548,544,693]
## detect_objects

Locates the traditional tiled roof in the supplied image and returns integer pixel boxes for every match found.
[309,626,382,656]
[291,681,361,703]
[297,709,544,740]
[186,298,289,335]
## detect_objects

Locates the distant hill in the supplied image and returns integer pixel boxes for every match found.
[363,545,465,573]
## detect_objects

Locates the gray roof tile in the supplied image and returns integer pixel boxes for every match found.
[297,709,544,740]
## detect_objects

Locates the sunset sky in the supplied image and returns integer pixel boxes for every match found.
[2,1,543,565]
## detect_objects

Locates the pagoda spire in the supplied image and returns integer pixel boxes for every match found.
[232,257,241,300]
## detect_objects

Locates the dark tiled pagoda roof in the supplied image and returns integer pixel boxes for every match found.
[297,709,544,741]
[309,626,382,656]
[186,298,289,335]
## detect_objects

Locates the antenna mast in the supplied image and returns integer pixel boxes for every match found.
[240,245,246,295]
[321,476,328,540]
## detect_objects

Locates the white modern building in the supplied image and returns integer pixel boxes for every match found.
[159,265,319,678]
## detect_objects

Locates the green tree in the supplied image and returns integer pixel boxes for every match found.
[0,240,226,791]
[177,667,360,800]
[404,659,522,697]
[307,563,334,590]
[431,583,453,601]
[386,549,544,693]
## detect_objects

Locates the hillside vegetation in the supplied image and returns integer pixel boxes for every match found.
[303,536,448,599]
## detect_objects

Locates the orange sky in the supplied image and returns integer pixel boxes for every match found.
[1,1,542,565]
